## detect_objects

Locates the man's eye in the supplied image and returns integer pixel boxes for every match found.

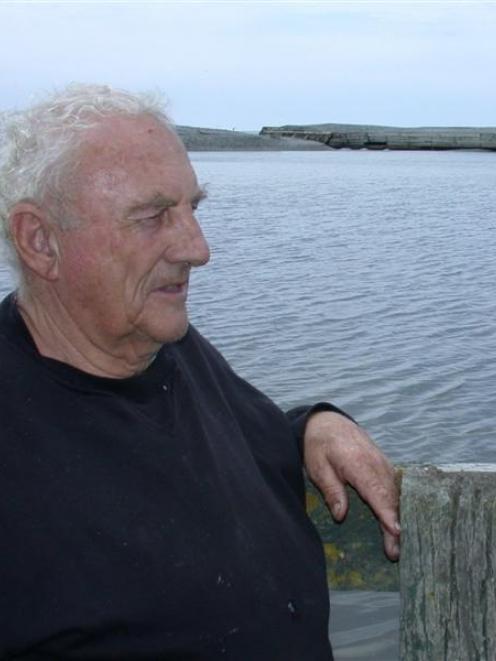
[139,210,165,225]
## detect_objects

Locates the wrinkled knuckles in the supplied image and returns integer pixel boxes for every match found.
[306,463,331,485]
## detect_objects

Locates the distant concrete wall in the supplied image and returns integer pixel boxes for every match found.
[261,124,496,151]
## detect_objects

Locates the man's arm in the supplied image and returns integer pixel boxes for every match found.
[302,410,400,561]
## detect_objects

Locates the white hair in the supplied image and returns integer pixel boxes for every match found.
[0,83,174,273]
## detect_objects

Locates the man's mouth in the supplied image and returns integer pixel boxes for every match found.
[153,281,188,296]
[160,283,186,293]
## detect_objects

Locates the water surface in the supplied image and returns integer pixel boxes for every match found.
[188,150,496,464]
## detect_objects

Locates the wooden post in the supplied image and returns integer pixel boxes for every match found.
[400,464,496,660]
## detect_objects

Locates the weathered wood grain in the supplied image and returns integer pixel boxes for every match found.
[400,465,496,661]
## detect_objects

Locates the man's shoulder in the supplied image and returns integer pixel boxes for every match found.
[172,323,279,410]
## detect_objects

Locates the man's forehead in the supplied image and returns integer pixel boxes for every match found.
[65,115,199,211]
[75,116,192,178]
[88,167,133,193]
[86,113,178,143]
[77,114,187,169]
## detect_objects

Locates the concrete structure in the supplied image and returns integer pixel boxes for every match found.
[261,124,496,151]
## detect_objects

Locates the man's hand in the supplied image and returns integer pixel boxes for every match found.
[303,411,400,561]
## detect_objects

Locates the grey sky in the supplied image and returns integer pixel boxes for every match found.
[1,1,495,129]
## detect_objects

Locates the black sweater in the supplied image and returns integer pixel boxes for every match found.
[0,294,333,660]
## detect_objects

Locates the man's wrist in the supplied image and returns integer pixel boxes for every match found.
[286,402,356,458]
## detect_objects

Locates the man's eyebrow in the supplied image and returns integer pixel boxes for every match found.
[125,194,176,216]
[125,188,208,216]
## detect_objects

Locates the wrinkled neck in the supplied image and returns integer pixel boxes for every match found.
[16,286,158,378]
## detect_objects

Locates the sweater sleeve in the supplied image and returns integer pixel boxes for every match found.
[285,402,357,459]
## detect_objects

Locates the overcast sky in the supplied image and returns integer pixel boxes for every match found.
[1,0,495,129]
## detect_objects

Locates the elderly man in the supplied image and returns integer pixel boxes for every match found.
[0,85,398,660]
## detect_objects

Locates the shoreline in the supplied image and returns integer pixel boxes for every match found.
[176,125,329,151]
[177,123,496,152]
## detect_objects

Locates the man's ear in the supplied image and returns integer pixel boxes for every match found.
[9,202,61,281]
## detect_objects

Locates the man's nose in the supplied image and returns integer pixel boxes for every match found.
[166,207,210,267]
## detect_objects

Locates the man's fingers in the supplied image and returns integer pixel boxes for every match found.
[351,470,400,538]
[306,461,349,522]
[333,430,400,539]
[381,524,400,561]
[379,507,401,540]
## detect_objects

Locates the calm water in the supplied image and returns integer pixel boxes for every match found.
[1,150,494,660]
[186,150,496,464]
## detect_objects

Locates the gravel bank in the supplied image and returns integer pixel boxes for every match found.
[176,125,330,151]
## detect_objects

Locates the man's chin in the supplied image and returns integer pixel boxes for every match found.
[163,321,190,345]
[145,313,190,345]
